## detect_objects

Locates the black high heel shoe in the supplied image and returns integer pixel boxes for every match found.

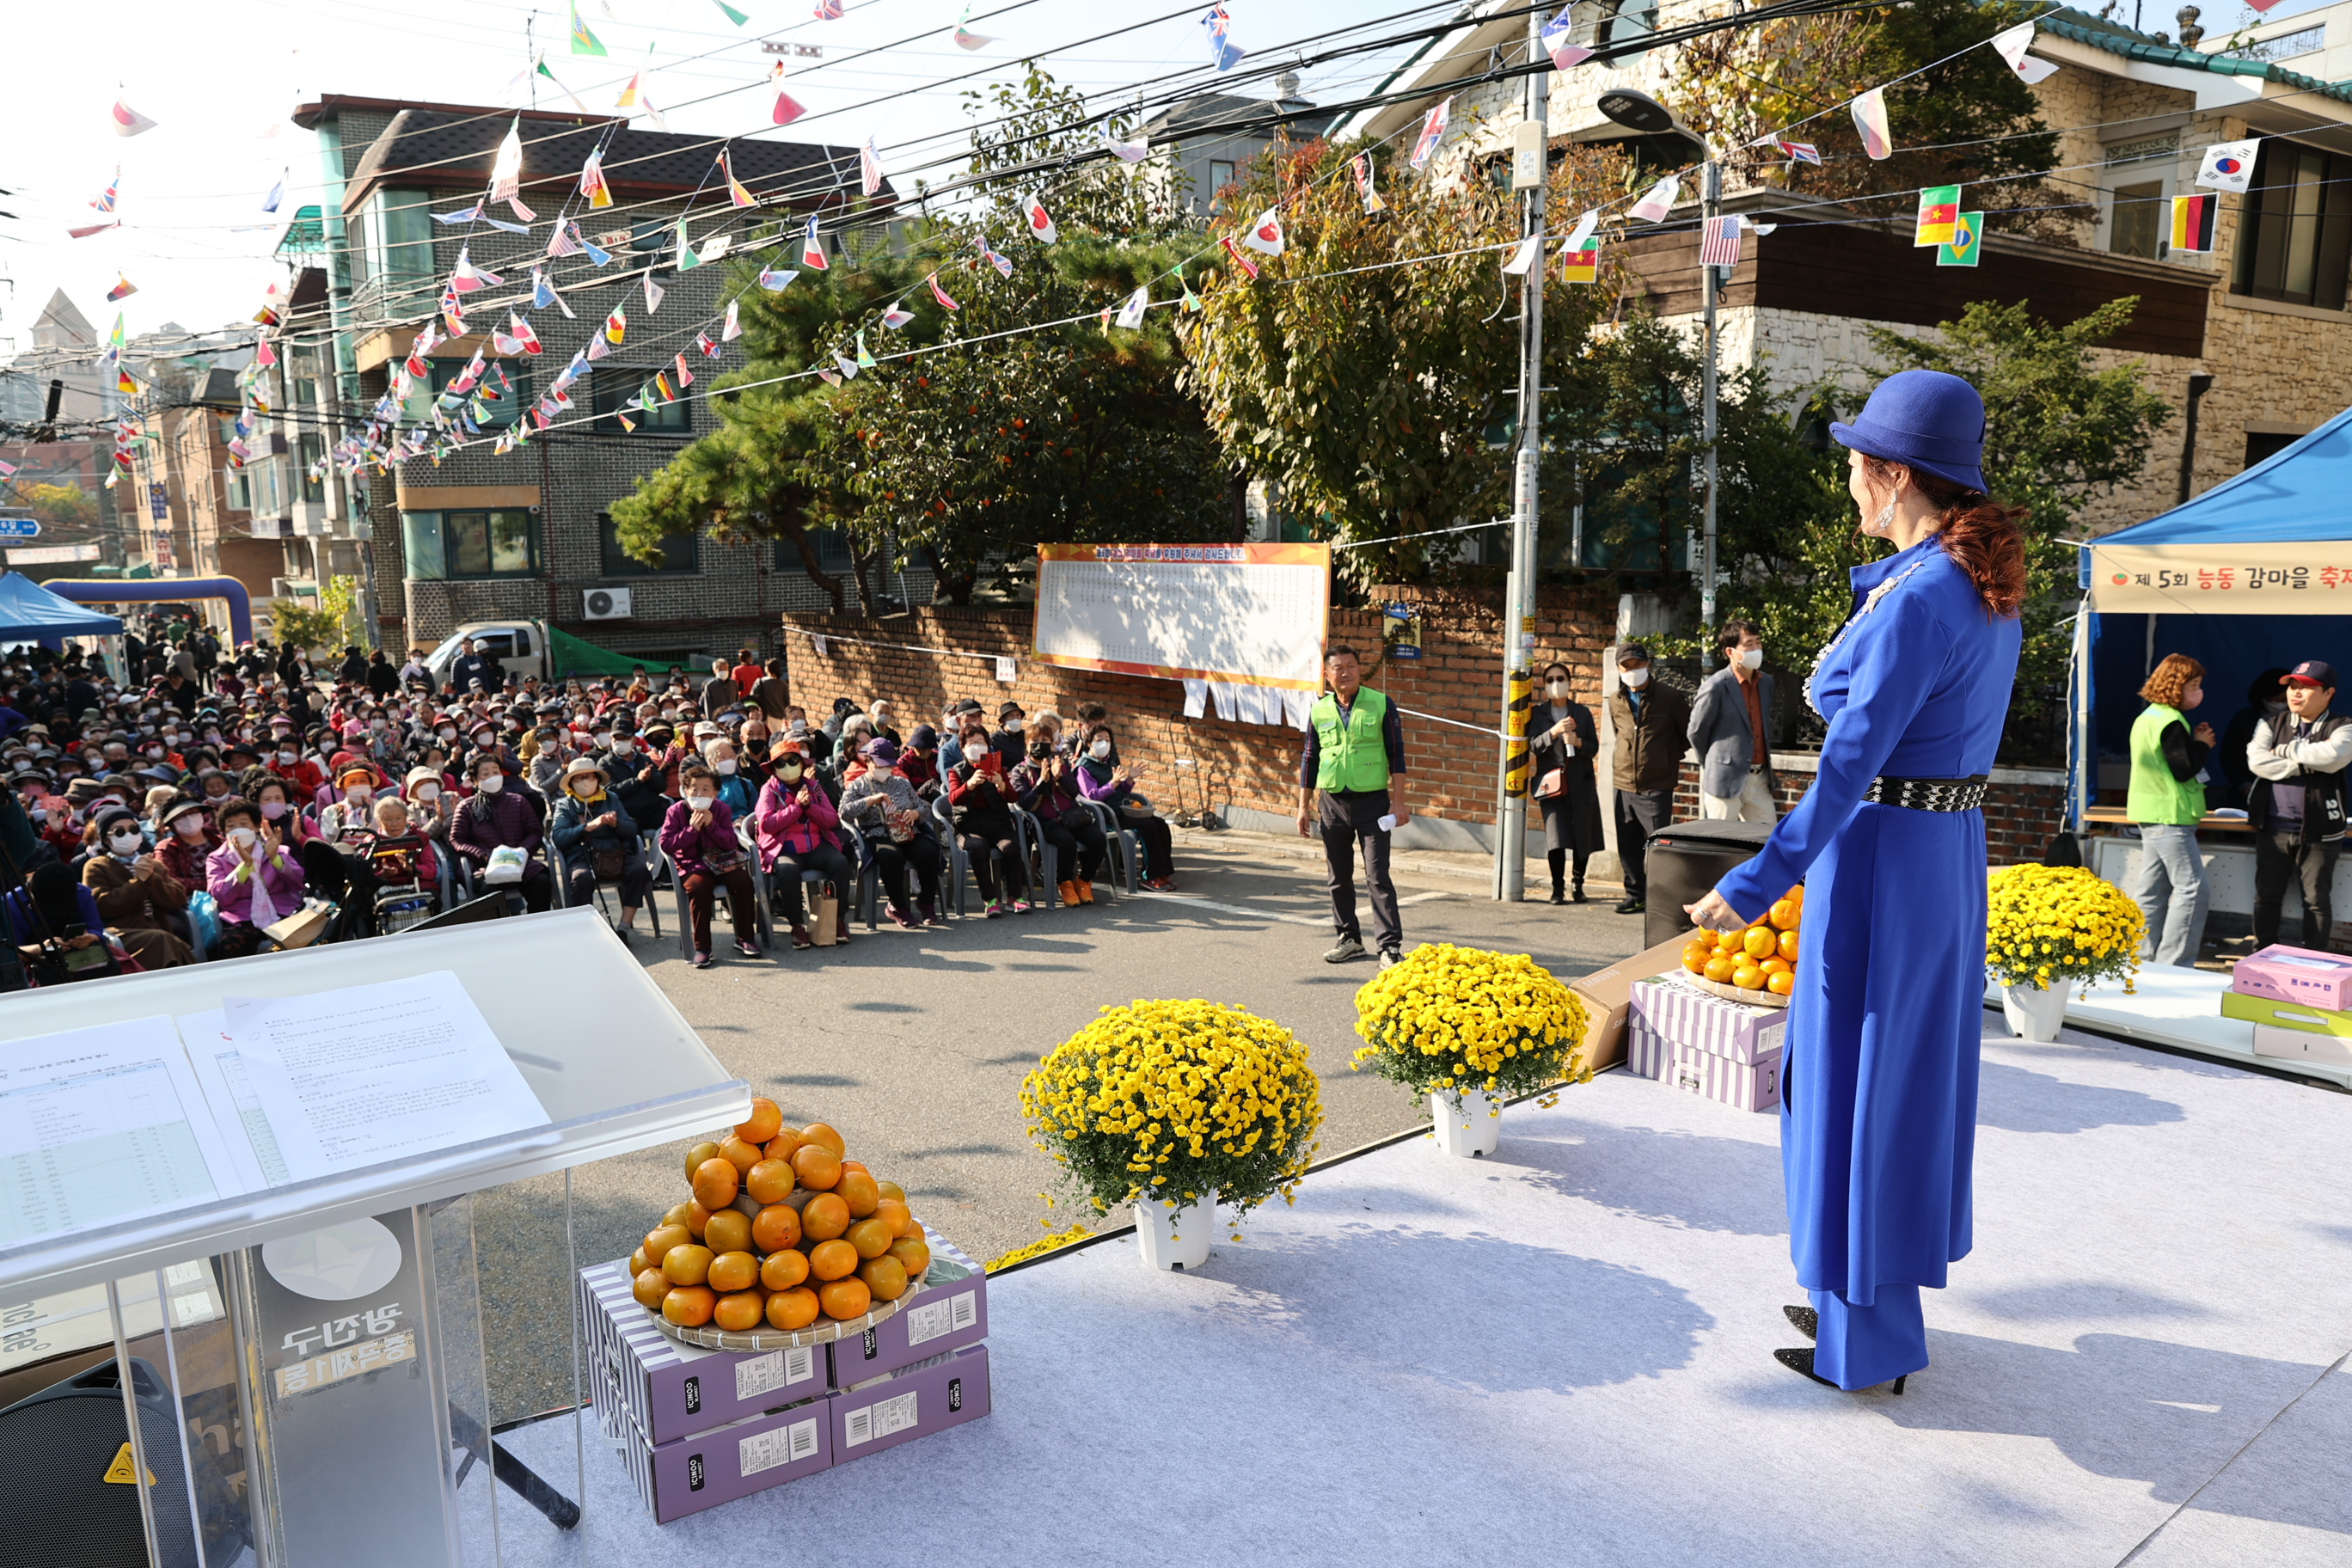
[1784,1304,1817,1341]
[1773,1346,1905,1395]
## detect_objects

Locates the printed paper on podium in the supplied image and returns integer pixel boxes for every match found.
[222,971,553,1185]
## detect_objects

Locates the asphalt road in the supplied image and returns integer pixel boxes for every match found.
[475,831,1648,1421]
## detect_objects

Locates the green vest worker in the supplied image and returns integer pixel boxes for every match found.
[1298,645,1410,968]
[2124,653,2216,968]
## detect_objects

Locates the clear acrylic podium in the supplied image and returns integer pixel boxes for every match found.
[0,910,750,1568]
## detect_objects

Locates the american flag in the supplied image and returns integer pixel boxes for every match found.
[1699,215,1743,267]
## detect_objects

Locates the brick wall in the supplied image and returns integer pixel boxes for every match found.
[782,584,1618,844]
[1671,763,2069,867]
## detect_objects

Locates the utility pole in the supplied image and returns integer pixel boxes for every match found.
[1494,6,1547,902]
[1700,159,1720,637]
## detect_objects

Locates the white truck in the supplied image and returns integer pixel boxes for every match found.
[420,620,556,689]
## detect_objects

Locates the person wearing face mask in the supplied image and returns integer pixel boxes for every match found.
[1607,643,1691,916]
[1010,721,1104,906]
[528,724,578,797]
[315,764,383,843]
[897,725,940,793]
[205,797,303,958]
[551,757,649,938]
[1687,620,1779,824]
[405,764,456,852]
[1529,663,1605,905]
[156,799,221,891]
[701,738,756,818]
[597,724,670,828]
[450,755,554,911]
[244,775,316,854]
[80,804,192,966]
[2217,668,2291,812]
[1073,723,1177,888]
[942,725,1029,917]
[753,746,856,948]
[266,732,326,800]
[662,762,763,966]
[842,737,946,927]
[294,765,395,939]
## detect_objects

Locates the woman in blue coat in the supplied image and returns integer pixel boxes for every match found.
[1686,371,2026,1393]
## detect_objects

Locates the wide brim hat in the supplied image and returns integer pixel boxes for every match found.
[404,765,445,790]
[1829,368,1988,493]
[561,756,609,787]
[160,799,213,832]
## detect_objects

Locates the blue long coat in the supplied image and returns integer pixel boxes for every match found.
[1716,536,2022,1305]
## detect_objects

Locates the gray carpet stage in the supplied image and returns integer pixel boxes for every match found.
[495,1027,2352,1568]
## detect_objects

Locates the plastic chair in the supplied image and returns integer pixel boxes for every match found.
[929,793,971,918]
[665,841,767,959]
[1077,798,1141,897]
[1010,806,1059,910]
[570,836,664,942]
[733,818,775,948]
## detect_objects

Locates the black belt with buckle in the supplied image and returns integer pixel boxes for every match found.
[1865,775,1989,812]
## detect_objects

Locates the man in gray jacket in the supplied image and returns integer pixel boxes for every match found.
[1687,620,1778,822]
[2246,658,2352,951]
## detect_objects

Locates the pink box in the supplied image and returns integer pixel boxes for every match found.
[830,1344,990,1465]
[829,1225,989,1387]
[1626,1014,1782,1112]
[2233,945,2352,1010]
[578,1261,830,1448]
[1630,970,1789,1065]
[601,1393,833,1523]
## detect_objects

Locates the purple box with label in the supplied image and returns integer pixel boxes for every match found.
[603,1394,834,1524]
[830,1344,990,1465]
[2234,944,2352,1010]
[829,1225,989,1387]
[578,1261,830,1448]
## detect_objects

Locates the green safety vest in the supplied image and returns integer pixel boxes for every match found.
[2128,702,2205,825]
[1312,688,1392,793]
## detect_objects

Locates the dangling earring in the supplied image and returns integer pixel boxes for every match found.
[1865,499,1896,536]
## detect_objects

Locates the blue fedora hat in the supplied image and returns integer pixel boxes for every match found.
[1829,369,1988,493]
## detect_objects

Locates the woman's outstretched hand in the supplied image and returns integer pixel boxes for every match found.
[1685,889,1749,933]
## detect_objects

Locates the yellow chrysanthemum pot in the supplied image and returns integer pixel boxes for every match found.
[1985,866,2146,1041]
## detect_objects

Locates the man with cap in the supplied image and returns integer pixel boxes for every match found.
[989,701,1027,769]
[2247,659,2352,952]
[1606,641,1691,915]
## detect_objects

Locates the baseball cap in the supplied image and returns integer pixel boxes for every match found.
[1619,642,1653,662]
[2288,659,2337,688]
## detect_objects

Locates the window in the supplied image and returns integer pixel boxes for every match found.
[298,433,325,504]
[2234,140,2352,309]
[774,528,854,572]
[430,358,530,430]
[2245,431,2300,469]
[2109,181,2165,260]
[402,509,540,579]
[291,349,322,408]
[224,467,250,510]
[1578,0,1657,55]
[360,189,435,285]
[592,368,692,434]
[600,511,699,575]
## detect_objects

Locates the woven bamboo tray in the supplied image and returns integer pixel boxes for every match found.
[1686,971,1792,1008]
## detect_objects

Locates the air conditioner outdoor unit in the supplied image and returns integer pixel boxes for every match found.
[582,586,633,621]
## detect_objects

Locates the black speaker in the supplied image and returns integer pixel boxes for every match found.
[1644,818,1774,949]
[0,1357,199,1568]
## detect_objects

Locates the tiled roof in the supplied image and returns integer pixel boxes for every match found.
[2038,7,2352,105]
[339,104,880,217]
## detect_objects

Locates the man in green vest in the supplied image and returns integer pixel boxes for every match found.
[1298,645,1410,967]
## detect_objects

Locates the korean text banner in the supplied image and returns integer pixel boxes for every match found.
[1031,542,1332,689]
[2086,542,2352,615]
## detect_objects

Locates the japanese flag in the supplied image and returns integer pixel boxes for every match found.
[1990,21,2060,84]
[2197,139,2260,193]
[111,98,158,137]
[1022,193,1057,244]
[1240,207,1284,255]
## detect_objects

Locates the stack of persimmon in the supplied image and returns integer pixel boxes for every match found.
[1683,885,1804,996]
[628,1098,932,1334]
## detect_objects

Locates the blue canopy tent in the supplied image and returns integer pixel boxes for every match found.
[0,569,125,646]
[2073,405,2352,826]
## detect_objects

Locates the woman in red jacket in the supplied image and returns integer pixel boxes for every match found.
[752,748,854,950]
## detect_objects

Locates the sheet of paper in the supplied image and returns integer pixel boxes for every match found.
[0,1017,248,1249]
[1282,689,1313,731]
[221,971,552,1185]
[176,1009,291,1192]
[1182,678,1208,720]
[1236,684,1270,725]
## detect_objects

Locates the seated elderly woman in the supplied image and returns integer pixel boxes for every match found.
[837,736,944,928]
[156,797,220,892]
[662,761,761,967]
[551,756,650,938]
[1075,720,1177,889]
[946,720,1031,917]
[1010,721,1105,905]
[450,751,554,912]
[832,713,878,773]
[753,745,857,949]
[205,795,306,958]
[364,795,443,925]
[702,733,756,818]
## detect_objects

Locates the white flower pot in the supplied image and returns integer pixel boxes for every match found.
[1429,1089,1501,1157]
[2002,979,2074,1043]
[1134,1188,1216,1271]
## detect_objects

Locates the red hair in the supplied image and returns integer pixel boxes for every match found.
[1862,456,2028,619]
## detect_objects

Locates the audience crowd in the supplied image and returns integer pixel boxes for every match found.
[0,628,1182,983]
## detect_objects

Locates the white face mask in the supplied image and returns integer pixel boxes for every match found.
[174,816,205,837]
[612,738,634,754]
[476,774,503,793]
[571,781,599,798]
[1547,681,1570,700]
[1090,740,1112,760]
[261,799,288,819]
[108,830,143,855]
[685,794,715,812]
[1620,666,1651,689]
[279,748,298,763]
[715,758,738,775]
[230,825,258,848]
[1737,647,1764,670]
[414,783,441,803]
[439,727,458,742]
[346,787,372,805]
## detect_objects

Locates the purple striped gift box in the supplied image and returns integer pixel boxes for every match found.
[1626,1015,1783,1112]
[1630,970,1790,1064]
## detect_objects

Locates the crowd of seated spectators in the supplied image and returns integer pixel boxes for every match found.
[0,627,1181,985]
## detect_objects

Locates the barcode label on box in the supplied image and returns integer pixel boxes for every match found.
[734,1345,816,1401]
[843,1389,919,1448]
[1757,1019,1787,1055]
[905,1289,978,1346]
[738,1417,818,1477]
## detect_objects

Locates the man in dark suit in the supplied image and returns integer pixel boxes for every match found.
[1604,641,1690,915]
[1687,619,1779,823]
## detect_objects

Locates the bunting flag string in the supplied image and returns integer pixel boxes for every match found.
[1558,234,1600,284]
[1628,175,1679,224]
[758,265,798,291]
[861,136,885,197]
[1201,4,1245,72]
[1773,136,1821,166]
[927,272,959,310]
[1990,21,2060,84]
[880,300,915,328]
[2197,139,2257,193]
[569,1,607,55]
[1352,152,1387,215]
[1852,88,1892,160]
[855,332,877,369]
[1021,193,1057,244]
[1541,4,1594,70]
[816,0,845,16]
[724,150,757,208]
[2171,193,2216,254]
[262,169,285,214]
[1218,234,1259,279]
[1914,184,1960,247]
[107,274,138,303]
[1501,233,1542,276]
[1409,96,1451,170]
[712,0,750,23]
[92,168,120,214]
[1936,210,1983,267]
[801,214,830,269]
[643,273,666,312]
[1698,213,1742,267]
[111,98,158,137]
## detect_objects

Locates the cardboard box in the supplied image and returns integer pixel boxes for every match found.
[828,1225,989,1387]
[831,1344,990,1465]
[601,1393,833,1524]
[1630,968,1790,1065]
[2251,1022,2352,1069]
[2233,944,2352,1010]
[2220,988,2352,1038]
[579,1261,829,1448]
[1626,1014,1782,1112]
[1570,934,1703,1073]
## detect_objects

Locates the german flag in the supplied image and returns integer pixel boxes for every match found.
[2171,193,2216,254]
